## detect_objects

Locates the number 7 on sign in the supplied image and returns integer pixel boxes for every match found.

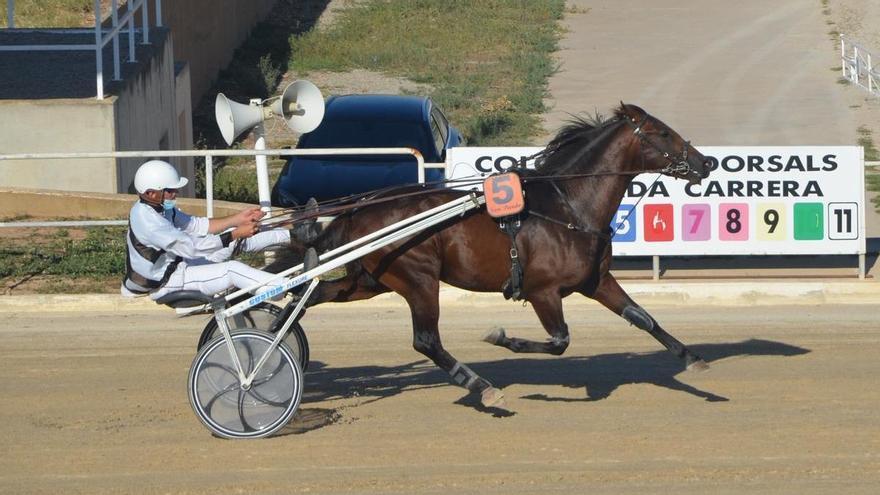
[682,204,710,241]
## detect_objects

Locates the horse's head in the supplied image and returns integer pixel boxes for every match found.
[616,103,710,185]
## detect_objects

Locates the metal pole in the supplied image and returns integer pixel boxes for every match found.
[205,154,214,218]
[652,255,660,281]
[127,2,135,62]
[858,253,865,280]
[155,0,162,27]
[6,0,13,28]
[854,46,860,85]
[141,0,150,44]
[253,125,273,217]
[94,0,104,99]
[840,34,846,79]
[111,0,120,80]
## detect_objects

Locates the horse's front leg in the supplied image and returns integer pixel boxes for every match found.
[403,281,506,408]
[482,289,570,356]
[590,273,709,371]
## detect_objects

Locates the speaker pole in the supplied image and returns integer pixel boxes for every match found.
[253,123,272,218]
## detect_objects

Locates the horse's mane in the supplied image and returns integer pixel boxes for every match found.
[530,107,627,177]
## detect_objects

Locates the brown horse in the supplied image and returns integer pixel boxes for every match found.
[273,103,711,408]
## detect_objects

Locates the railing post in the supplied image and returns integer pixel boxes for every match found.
[6,0,13,28]
[868,52,874,94]
[141,0,150,44]
[854,46,860,85]
[205,154,214,218]
[127,1,136,62]
[111,0,121,81]
[94,0,104,100]
[155,0,163,27]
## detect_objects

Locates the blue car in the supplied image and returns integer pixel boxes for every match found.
[271,94,463,206]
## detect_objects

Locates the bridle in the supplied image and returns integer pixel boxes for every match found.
[623,113,696,177]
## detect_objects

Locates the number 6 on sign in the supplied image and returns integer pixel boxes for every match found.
[484,173,525,218]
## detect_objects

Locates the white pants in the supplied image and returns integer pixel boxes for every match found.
[151,229,290,300]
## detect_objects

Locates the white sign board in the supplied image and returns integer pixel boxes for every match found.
[447,146,866,256]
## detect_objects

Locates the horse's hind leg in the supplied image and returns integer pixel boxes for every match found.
[482,290,570,356]
[402,279,505,408]
[590,274,708,371]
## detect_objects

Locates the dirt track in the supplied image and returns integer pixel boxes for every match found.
[1,300,878,494]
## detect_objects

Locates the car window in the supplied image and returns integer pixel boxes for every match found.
[430,107,449,151]
[301,120,430,151]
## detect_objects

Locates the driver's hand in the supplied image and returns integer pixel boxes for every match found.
[237,207,265,225]
[231,221,260,240]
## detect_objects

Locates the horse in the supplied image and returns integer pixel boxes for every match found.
[270,103,712,408]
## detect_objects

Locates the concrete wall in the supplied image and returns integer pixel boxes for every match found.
[158,0,278,105]
[0,99,117,193]
[0,29,194,196]
[113,29,194,196]
[0,187,252,220]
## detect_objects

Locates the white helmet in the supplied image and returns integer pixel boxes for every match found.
[134,160,188,194]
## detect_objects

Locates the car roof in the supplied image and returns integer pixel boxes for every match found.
[323,94,431,122]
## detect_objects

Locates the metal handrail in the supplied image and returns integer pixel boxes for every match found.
[1,0,162,99]
[840,34,878,97]
[0,147,444,225]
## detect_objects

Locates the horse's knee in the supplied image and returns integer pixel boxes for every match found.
[622,304,654,332]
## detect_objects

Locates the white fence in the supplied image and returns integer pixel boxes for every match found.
[841,34,879,97]
[0,147,440,223]
[1,0,162,99]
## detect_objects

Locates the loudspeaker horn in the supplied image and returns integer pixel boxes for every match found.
[269,80,325,134]
[215,93,266,146]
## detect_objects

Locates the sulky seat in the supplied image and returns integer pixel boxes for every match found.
[154,290,214,308]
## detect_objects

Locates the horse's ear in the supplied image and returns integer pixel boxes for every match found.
[616,101,630,119]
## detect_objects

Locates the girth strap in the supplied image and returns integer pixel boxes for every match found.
[499,215,524,301]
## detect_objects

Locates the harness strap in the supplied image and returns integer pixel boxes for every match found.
[123,221,182,294]
[527,210,611,240]
[499,216,524,301]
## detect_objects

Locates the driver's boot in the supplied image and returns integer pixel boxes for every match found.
[289,197,322,244]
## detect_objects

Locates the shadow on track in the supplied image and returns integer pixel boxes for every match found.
[294,339,809,422]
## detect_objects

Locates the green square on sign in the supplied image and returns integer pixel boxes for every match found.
[793,203,824,240]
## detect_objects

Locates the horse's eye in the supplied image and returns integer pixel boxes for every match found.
[660,130,670,138]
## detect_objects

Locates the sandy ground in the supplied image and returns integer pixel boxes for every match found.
[0,300,878,494]
[543,0,879,146]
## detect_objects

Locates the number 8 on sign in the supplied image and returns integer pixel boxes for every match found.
[719,203,749,241]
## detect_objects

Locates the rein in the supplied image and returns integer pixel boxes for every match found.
[262,111,696,239]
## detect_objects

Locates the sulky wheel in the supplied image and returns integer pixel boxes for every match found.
[197,302,310,371]
[188,329,303,439]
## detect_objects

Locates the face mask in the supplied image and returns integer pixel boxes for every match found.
[162,199,177,211]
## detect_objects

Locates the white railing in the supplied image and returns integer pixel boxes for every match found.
[0,147,444,225]
[841,34,879,97]
[0,0,162,100]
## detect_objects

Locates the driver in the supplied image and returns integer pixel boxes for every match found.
[120,159,312,301]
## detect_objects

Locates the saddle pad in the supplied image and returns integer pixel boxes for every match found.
[484,173,525,218]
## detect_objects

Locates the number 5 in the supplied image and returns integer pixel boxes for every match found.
[490,175,513,204]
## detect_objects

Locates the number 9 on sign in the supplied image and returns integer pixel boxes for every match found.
[757,203,785,241]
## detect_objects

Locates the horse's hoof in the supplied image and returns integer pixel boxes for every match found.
[687,359,710,372]
[480,387,506,408]
[482,327,506,345]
